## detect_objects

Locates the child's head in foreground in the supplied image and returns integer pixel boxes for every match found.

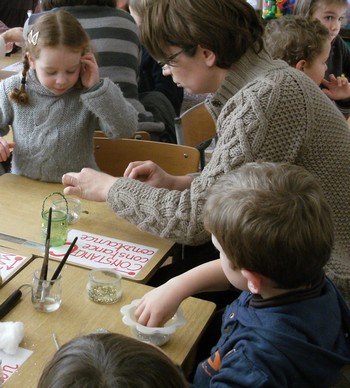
[203,162,334,294]
[37,332,188,388]
[265,15,331,85]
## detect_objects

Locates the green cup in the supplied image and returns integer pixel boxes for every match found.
[41,208,68,247]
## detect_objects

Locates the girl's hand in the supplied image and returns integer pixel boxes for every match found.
[80,52,100,89]
[0,137,15,162]
[2,27,23,46]
[321,74,350,101]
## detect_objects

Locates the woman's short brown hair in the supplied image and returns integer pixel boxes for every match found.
[140,0,264,69]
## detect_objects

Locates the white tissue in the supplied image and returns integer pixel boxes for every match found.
[0,321,24,355]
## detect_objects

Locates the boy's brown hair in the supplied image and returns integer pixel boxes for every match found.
[203,162,334,289]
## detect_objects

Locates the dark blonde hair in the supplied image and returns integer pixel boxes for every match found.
[128,0,147,18]
[38,333,188,388]
[203,162,334,289]
[293,0,348,18]
[139,0,264,69]
[265,16,330,66]
[11,10,90,105]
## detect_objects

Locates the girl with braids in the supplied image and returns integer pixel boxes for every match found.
[0,10,137,182]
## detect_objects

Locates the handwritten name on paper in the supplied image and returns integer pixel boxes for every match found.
[0,347,33,384]
[0,252,28,283]
[49,230,159,278]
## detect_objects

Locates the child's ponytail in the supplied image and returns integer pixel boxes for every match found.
[9,55,30,105]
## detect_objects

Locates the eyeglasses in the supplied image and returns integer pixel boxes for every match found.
[158,49,184,69]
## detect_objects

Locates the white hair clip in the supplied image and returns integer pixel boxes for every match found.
[27,30,39,46]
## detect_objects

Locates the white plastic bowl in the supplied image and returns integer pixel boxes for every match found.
[120,299,186,346]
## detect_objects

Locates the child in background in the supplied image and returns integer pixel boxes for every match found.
[0,27,23,58]
[37,332,188,388]
[294,0,350,117]
[0,10,137,182]
[135,162,350,387]
[265,16,331,86]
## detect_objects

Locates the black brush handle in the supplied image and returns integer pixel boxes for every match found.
[0,289,22,320]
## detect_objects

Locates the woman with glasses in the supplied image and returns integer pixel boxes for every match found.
[62,0,350,307]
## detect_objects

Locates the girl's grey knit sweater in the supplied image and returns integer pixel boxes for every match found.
[0,70,138,182]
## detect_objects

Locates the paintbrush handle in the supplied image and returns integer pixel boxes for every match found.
[0,289,22,320]
[39,207,52,281]
[51,237,78,281]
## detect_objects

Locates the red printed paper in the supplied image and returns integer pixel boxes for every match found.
[0,252,30,284]
[49,230,159,279]
[0,347,33,384]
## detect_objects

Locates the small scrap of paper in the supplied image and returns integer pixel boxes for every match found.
[1,62,22,73]
[0,252,29,284]
[0,347,33,384]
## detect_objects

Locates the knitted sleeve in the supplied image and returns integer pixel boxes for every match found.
[80,78,138,139]
[0,75,16,135]
[107,69,321,245]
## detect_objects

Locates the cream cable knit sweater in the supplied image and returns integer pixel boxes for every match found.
[107,49,350,301]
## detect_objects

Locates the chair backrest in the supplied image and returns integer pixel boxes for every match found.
[175,102,216,169]
[94,138,200,177]
[93,130,151,140]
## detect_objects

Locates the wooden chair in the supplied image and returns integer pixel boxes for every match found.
[93,130,151,140]
[175,102,216,170]
[94,138,200,176]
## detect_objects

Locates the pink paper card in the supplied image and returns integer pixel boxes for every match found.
[49,230,159,279]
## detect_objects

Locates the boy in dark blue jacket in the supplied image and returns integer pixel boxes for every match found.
[135,162,350,387]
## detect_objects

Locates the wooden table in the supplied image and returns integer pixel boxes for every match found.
[0,174,175,283]
[1,258,215,387]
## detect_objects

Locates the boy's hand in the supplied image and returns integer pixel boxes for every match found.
[321,74,350,101]
[0,137,15,162]
[80,53,100,89]
[135,281,182,327]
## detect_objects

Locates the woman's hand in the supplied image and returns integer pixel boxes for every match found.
[124,160,193,190]
[0,137,15,162]
[80,52,100,89]
[62,168,117,201]
[123,160,175,188]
